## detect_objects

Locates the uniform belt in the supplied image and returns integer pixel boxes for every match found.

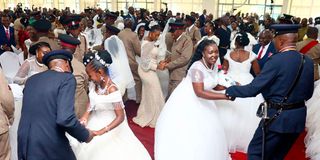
[267,101,305,110]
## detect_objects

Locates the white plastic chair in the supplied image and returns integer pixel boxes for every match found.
[0,51,21,83]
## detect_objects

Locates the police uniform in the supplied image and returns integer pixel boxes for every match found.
[166,21,193,97]
[58,34,89,118]
[66,15,88,62]
[32,19,60,50]
[18,50,89,160]
[226,24,314,159]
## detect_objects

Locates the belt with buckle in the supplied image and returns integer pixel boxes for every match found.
[267,101,305,110]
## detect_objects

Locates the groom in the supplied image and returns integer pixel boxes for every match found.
[18,50,96,160]
[225,24,314,159]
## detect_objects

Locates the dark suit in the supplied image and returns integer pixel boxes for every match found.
[18,70,89,160]
[0,25,16,55]
[226,50,314,159]
[252,42,276,69]
[199,14,206,28]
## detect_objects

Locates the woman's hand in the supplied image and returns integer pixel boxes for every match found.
[93,127,109,136]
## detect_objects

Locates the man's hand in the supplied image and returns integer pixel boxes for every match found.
[86,130,96,143]
[157,61,167,70]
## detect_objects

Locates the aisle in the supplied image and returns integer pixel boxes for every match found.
[125,100,307,160]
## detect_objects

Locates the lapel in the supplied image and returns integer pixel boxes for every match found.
[0,25,9,43]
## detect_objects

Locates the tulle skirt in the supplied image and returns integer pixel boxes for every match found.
[155,78,230,160]
[305,80,320,160]
[216,72,263,153]
[71,110,152,160]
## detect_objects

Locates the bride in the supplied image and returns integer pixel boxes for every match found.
[155,39,232,160]
[73,50,151,160]
[215,32,264,153]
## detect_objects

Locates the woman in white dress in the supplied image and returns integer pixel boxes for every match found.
[216,32,264,153]
[155,40,232,160]
[305,81,320,160]
[197,21,220,46]
[13,42,50,85]
[74,50,151,160]
[133,24,165,128]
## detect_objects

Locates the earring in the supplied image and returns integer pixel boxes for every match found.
[100,76,105,82]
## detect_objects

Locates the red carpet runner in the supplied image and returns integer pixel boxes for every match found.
[125,100,307,160]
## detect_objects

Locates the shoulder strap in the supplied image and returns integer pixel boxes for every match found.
[299,40,318,54]
[283,54,305,102]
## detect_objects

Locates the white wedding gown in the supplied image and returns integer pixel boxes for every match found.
[305,80,320,160]
[215,50,263,153]
[155,61,231,160]
[71,84,151,160]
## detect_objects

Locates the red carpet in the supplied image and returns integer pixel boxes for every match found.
[125,100,307,160]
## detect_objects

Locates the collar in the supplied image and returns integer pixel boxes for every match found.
[262,42,271,48]
[176,33,184,42]
[188,24,194,32]
[3,25,9,30]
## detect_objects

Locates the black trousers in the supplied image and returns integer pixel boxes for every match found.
[218,47,227,64]
[247,124,300,160]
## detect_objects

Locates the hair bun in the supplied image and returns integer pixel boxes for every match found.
[235,32,250,47]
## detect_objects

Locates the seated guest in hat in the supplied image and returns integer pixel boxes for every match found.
[72,50,151,160]
[32,19,60,50]
[184,15,201,46]
[105,12,118,26]
[66,15,88,62]
[296,27,320,81]
[225,24,314,159]
[58,34,89,118]
[18,49,96,160]
[161,20,193,97]
[13,42,51,85]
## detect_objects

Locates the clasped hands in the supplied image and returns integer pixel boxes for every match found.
[157,58,170,70]
[79,115,109,143]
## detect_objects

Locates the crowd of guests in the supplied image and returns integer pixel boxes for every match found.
[0,3,319,160]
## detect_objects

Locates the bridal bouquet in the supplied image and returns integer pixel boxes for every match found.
[217,65,237,88]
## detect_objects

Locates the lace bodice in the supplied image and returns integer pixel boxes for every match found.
[13,56,48,85]
[224,50,257,75]
[140,40,159,71]
[88,83,124,111]
[187,61,219,90]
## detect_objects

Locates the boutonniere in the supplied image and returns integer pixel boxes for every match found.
[268,52,273,58]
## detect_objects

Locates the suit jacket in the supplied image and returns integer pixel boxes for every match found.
[0,68,14,135]
[0,25,16,55]
[18,70,89,160]
[199,14,206,28]
[296,38,320,80]
[252,42,276,69]
[167,33,193,81]
[227,51,314,133]
[71,58,89,118]
[118,28,141,71]
[185,25,201,46]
